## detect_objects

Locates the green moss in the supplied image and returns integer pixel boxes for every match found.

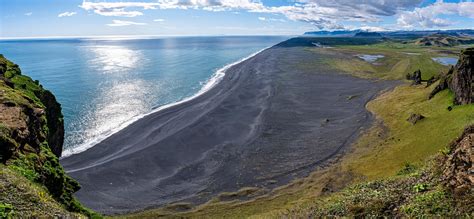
[402,188,454,216]
[0,203,14,218]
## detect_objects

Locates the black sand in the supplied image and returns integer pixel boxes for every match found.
[61,38,396,214]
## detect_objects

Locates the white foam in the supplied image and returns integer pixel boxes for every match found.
[61,47,269,158]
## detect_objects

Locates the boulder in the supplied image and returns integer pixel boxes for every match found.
[406,70,422,85]
[407,113,425,125]
[412,70,422,85]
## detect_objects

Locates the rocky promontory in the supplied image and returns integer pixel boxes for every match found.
[0,55,97,217]
[430,48,473,104]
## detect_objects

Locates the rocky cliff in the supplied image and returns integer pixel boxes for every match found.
[430,48,473,104]
[0,55,96,217]
[451,48,473,104]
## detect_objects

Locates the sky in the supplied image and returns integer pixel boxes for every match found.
[1,0,473,38]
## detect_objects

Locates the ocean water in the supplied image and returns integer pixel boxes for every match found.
[0,36,289,156]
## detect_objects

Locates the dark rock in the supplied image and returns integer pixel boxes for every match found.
[442,125,473,193]
[412,70,422,85]
[36,89,64,157]
[430,48,473,105]
[426,76,438,87]
[429,66,453,99]
[451,48,473,104]
[407,113,425,125]
[447,106,453,111]
[406,70,422,85]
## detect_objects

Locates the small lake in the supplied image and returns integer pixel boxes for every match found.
[356,54,384,62]
[432,57,458,66]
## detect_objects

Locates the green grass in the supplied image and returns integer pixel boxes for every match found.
[344,85,473,179]
[316,42,455,80]
[0,164,84,218]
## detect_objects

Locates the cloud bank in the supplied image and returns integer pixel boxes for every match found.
[80,0,474,30]
[397,1,474,28]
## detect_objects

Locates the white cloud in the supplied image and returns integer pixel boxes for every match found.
[79,0,472,30]
[153,18,165,22]
[107,20,147,26]
[258,16,287,22]
[24,12,32,16]
[397,1,474,28]
[58,12,77,17]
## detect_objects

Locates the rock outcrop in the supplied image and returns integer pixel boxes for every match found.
[442,125,473,195]
[430,48,473,104]
[0,55,94,216]
[406,113,425,124]
[406,69,422,85]
[450,48,473,104]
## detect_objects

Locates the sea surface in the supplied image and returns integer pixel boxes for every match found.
[0,36,289,156]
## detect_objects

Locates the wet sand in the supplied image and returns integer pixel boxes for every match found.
[61,38,396,214]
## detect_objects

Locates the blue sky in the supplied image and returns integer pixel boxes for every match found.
[1,0,473,38]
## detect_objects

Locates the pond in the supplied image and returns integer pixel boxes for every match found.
[432,57,458,66]
[356,54,384,62]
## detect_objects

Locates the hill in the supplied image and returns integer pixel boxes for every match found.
[414,34,474,47]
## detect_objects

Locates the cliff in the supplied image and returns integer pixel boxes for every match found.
[0,55,97,217]
[430,48,473,104]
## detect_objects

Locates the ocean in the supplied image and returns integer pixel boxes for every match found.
[0,36,289,156]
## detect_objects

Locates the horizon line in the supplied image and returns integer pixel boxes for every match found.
[0,33,298,41]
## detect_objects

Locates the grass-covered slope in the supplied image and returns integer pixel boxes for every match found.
[284,124,473,218]
[0,55,99,218]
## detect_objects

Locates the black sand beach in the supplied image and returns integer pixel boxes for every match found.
[61,38,396,214]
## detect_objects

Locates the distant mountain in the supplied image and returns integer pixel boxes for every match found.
[304,30,361,37]
[354,32,382,38]
[304,29,474,38]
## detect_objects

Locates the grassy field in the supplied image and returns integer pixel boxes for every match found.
[306,41,463,80]
[120,39,473,218]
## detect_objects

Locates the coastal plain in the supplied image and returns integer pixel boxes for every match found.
[61,38,396,214]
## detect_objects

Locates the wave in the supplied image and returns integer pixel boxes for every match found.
[61,47,268,158]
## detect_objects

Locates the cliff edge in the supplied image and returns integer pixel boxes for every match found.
[0,55,97,217]
[430,48,473,104]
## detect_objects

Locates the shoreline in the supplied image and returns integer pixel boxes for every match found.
[61,47,271,157]
[61,37,398,215]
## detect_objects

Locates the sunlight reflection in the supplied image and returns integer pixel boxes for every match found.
[89,45,141,72]
[64,45,151,155]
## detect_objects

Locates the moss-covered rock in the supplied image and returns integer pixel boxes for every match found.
[0,55,99,218]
